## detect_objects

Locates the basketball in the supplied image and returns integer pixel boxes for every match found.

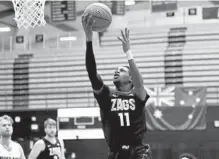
[84,3,112,32]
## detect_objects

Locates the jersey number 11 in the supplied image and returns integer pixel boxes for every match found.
[118,112,130,127]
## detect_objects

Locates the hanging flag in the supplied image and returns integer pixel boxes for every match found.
[145,105,206,131]
[174,87,206,106]
[146,87,175,107]
[145,87,207,131]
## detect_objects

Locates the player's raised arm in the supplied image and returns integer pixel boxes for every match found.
[82,13,104,93]
[118,27,147,101]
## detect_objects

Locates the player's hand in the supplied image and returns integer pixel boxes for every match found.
[117,27,130,53]
[82,13,95,41]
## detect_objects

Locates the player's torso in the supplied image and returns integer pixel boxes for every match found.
[38,138,62,159]
[0,142,21,159]
[103,91,146,145]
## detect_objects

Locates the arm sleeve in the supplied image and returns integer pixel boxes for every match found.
[86,41,104,91]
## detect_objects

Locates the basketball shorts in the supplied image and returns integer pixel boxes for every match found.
[108,144,152,159]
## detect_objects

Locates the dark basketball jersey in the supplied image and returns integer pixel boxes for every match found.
[94,85,150,151]
[37,137,62,159]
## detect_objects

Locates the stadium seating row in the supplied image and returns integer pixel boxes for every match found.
[0,24,219,109]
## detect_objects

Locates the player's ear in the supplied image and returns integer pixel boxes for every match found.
[129,77,133,88]
[129,76,132,82]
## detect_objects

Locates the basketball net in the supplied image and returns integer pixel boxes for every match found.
[12,0,46,29]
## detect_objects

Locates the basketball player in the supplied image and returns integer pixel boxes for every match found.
[28,118,65,159]
[0,115,26,159]
[82,13,152,159]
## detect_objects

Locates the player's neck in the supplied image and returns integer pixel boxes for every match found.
[45,135,56,143]
[116,84,131,92]
[0,137,11,146]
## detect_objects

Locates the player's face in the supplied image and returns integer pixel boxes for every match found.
[113,66,130,84]
[0,119,13,137]
[45,124,57,137]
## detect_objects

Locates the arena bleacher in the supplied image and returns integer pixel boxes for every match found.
[1,23,219,110]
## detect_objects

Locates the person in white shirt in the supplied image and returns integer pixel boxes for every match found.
[0,115,26,159]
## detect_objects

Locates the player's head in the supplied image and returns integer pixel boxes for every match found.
[0,115,13,138]
[179,153,197,159]
[113,66,133,91]
[44,118,57,137]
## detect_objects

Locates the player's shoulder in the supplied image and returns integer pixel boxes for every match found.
[34,139,46,146]
[32,139,46,151]
[11,141,23,150]
[11,141,20,146]
[94,84,111,96]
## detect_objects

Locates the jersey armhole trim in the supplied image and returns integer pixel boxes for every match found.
[93,84,104,95]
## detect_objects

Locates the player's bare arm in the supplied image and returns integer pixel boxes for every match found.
[118,27,147,101]
[59,138,66,159]
[28,140,45,159]
[82,13,105,94]
[18,143,26,159]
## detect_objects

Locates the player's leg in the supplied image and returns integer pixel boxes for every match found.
[133,144,152,159]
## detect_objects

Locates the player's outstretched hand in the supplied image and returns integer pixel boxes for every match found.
[117,27,130,53]
[82,13,95,41]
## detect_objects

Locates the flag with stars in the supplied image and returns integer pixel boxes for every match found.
[174,87,206,106]
[145,87,207,130]
[145,105,206,130]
